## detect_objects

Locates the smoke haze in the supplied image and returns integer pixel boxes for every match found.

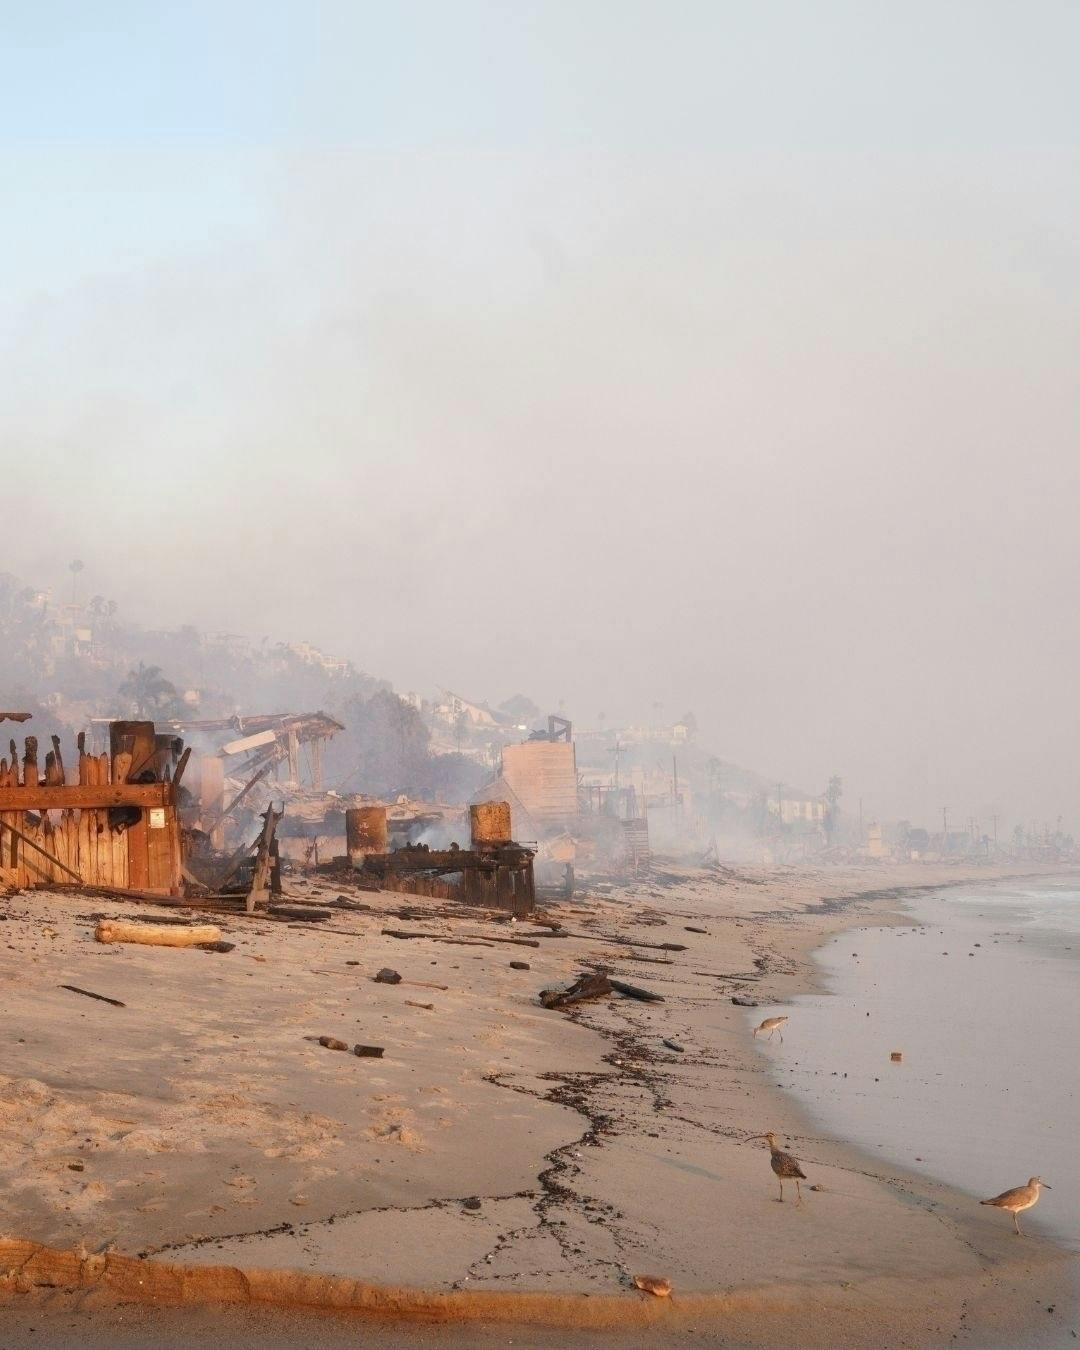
[2,2,1079,827]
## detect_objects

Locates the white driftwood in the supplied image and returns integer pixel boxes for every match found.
[95,920,222,948]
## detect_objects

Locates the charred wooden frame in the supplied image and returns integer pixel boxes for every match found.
[358,844,536,914]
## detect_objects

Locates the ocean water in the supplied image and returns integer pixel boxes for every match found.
[751,878,1080,1252]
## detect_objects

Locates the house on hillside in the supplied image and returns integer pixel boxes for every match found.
[434,691,512,730]
[768,790,826,828]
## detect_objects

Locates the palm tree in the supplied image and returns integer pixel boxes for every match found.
[69,559,84,604]
[118,663,179,718]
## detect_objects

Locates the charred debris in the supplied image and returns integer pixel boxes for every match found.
[0,711,542,917]
[0,710,657,921]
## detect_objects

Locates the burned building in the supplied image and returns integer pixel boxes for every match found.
[0,717,183,894]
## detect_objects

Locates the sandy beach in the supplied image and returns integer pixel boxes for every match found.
[1,860,1077,1347]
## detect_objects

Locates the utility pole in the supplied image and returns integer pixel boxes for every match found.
[610,738,623,792]
[942,806,949,854]
[672,756,680,811]
[776,781,783,827]
[992,814,998,850]
[858,796,864,841]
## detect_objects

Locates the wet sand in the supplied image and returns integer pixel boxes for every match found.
[1,860,1076,1345]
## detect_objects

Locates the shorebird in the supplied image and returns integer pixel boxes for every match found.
[980,1177,1051,1235]
[753,1015,789,1043]
[747,1132,807,1203]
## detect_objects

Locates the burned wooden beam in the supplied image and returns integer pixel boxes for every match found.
[202,763,272,836]
[59,984,126,1008]
[0,783,171,811]
[358,841,537,914]
[539,971,613,1009]
[609,977,665,1003]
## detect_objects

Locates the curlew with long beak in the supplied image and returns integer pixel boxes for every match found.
[753,1016,789,1043]
[747,1131,808,1203]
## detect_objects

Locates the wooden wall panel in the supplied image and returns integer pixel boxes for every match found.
[500,742,578,831]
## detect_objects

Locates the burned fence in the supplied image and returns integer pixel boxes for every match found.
[0,720,183,894]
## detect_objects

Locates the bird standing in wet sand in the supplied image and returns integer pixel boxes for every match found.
[753,1015,789,1043]
[748,1132,807,1203]
[980,1177,1050,1235]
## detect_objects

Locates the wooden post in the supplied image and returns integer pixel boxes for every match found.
[22,737,38,791]
[346,805,388,868]
[470,801,512,848]
[286,728,300,784]
[0,752,15,879]
[110,721,156,779]
[198,755,225,849]
[247,806,280,912]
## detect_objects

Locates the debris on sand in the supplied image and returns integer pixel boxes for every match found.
[540,970,665,1008]
[609,977,664,1003]
[633,1274,672,1297]
[539,971,613,1008]
[59,984,125,1008]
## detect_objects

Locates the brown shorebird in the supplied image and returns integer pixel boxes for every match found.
[980,1177,1050,1235]
[753,1015,789,1043]
[748,1132,807,1203]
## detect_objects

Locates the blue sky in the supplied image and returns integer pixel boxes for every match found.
[3,0,1076,292]
[4,2,1076,149]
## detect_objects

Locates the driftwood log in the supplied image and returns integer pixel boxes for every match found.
[539,971,613,1008]
[540,971,664,1008]
[95,920,222,948]
[609,977,665,1003]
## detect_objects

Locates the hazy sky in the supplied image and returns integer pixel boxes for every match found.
[2,2,1079,829]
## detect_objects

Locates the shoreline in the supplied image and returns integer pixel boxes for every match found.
[730,863,1079,1346]
[1,860,1077,1346]
[760,870,1080,1252]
